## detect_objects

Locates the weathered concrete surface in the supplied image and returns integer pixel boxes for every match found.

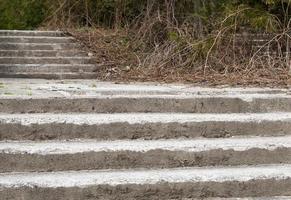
[0,30,64,37]
[0,165,291,199]
[0,36,74,43]
[2,96,291,113]
[0,64,98,73]
[2,184,291,200]
[0,50,89,57]
[0,79,291,113]
[0,113,291,140]
[0,43,81,50]
[0,76,290,198]
[1,136,291,172]
[0,57,95,64]
[0,31,97,79]
[0,72,99,79]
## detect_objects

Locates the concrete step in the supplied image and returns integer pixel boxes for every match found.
[0,57,95,64]
[0,43,81,50]
[0,36,74,43]
[2,96,291,113]
[0,79,290,113]
[0,165,291,199]
[0,30,65,37]
[0,50,89,57]
[0,72,98,79]
[0,113,291,140]
[1,96,291,114]
[0,64,98,73]
[0,136,291,172]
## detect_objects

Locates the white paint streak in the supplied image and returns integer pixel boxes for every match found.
[0,165,291,188]
[0,112,290,125]
[1,136,291,155]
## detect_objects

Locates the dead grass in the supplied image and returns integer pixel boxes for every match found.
[67,27,290,88]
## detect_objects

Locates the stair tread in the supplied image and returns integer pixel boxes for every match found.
[1,112,291,125]
[0,79,289,97]
[0,57,92,59]
[0,30,64,37]
[0,36,74,39]
[0,164,291,188]
[0,64,95,66]
[1,135,291,155]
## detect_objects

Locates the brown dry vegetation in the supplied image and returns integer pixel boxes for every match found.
[68,31,290,87]
[40,0,291,87]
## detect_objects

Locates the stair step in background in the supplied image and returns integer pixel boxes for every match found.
[0,50,89,57]
[0,36,74,43]
[0,64,98,73]
[0,43,81,50]
[0,30,96,79]
[0,30,65,36]
[0,57,95,64]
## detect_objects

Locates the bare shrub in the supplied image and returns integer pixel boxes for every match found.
[42,0,291,87]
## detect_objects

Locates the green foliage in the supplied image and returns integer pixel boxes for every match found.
[0,0,45,29]
[43,0,148,28]
[0,0,289,30]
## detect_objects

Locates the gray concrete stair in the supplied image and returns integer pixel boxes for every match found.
[0,77,291,199]
[0,112,290,140]
[0,64,98,73]
[0,50,89,57]
[0,79,291,113]
[0,30,64,36]
[0,57,95,64]
[0,36,74,43]
[0,72,99,79]
[0,43,81,50]
[0,165,291,199]
[1,136,291,172]
[1,30,290,199]
[0,30,96,79]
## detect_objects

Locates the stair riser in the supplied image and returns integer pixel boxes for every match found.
[0,51,89,57]
[0,72,98,79]
[0,37,74,43]
[0,98,291,113]
[0,65,98,73]
[1,148,290,172]
[1,121,290,140]
[0,43,80,50]
[0,58,95,64]
[1,180,290,200]
[0,31,64,37]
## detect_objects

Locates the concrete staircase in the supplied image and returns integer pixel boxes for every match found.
[0,30,98,79]
[0,79,291,199]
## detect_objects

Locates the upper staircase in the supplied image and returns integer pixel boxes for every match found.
[0,30,98,79]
